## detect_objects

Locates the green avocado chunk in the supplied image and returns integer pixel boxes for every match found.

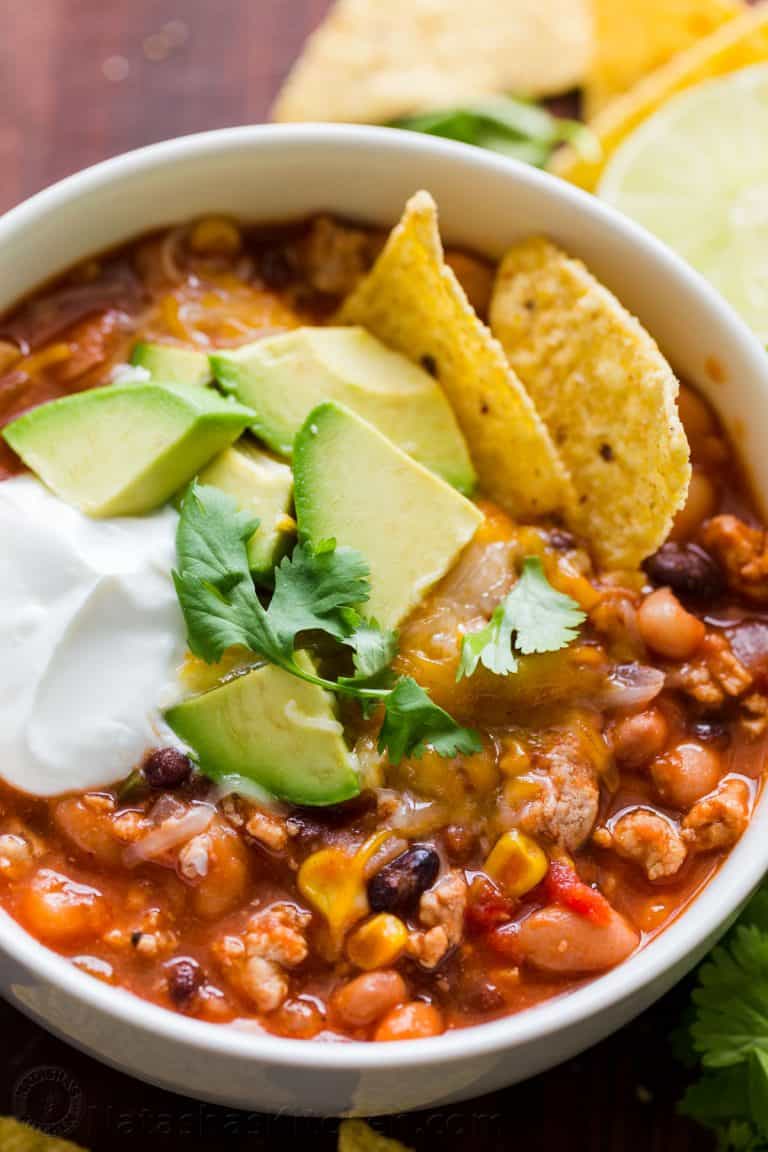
[210,326,476,492]
[130,341,212,387]
[3,382,254,516]
[294,401,483,630]
[198,440,295,578]
[165,654,360,806]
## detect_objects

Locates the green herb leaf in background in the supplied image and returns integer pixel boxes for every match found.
[391,96,599,168]
[678,885,768,1150]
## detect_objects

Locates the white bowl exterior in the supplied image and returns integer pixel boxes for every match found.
[1,125,767,1115]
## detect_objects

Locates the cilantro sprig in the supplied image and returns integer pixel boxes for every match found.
[173,482,479,766]
[674,885,768,1150]
[390,96,599,169]
[458,556,586,680]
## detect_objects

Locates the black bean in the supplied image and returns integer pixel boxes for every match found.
[143,747,193,790]
[167,958,203,1006]
[642,542,724,599]
[256,246,295,290]
[368,846,440,913]
[692,719,731,746]
[460,972,504,1013]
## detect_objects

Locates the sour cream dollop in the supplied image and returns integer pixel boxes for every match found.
[0,475,186,796]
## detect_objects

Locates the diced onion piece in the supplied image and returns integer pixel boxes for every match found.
[124,803,214,866]
[598,664,665,710]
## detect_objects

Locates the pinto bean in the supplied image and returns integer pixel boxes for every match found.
[611,708,668,769]
[669,471,718,541]
[651,742,722,810]
[20,868,109,945]
[374,1001,444,1041]
[515,905,640,975]
[331,970,407,1030]
[53,796,124,867]
[189,820,249,919]
[643,543,724,600]
[678,385,716,443]
[269,997,325,1039]
[637,588,705,660]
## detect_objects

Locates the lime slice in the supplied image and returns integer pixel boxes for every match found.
[598,64,768,339]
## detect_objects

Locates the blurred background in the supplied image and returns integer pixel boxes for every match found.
[0,1,325,213]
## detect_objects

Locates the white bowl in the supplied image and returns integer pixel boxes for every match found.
[1,124,767,1116]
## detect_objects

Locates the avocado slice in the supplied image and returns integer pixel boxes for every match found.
[3,382,254,517]
[294,402,483,629]
[198,441,295,578]
[131,341,212,387]
[211,326,476,492]
[165,654,360,806]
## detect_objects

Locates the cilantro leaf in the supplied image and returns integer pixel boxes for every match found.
[501,556,587,655]
[338,617,399,714]
[676,882,768,1148]
[458,556,586,679]
[691,923,768,1069]
[175,482,257,590]
[172,568,264,663]
[458,602,519,680]
[344,617,399,679]
[391,96,599,170]
[378,677,481,765]
[173,483,278,664]
[269,539,371,647]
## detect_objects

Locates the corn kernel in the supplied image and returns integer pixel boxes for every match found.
[189,216,242,257]
[484,830,548,898]
[347,913,407,970]
[297,831,392,959]
[503,777,541,806]
[499,738,530,778]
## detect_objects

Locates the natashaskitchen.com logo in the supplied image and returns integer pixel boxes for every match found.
[12,1064,84,1137]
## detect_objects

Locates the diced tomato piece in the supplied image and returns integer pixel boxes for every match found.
[544,861,612,926]
[465,876,515,934]
[485,922,522,961]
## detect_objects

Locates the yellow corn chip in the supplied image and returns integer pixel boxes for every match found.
[0,1118,87,1152]
[490,238,690,570]
[585,0,743,118]
[271,0,592,124]
[337,192,573,520]
[339,1120,413,1152]
[553,2,768,191]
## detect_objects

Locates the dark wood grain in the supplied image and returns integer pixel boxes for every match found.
[0,3,710,1148]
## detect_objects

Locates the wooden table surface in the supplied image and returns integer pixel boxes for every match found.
[0,2,710,1148]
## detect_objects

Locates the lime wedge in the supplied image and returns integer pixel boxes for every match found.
[598,64,768,339]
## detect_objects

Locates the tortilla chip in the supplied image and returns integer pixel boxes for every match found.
[553,3,768,192]
[490,238,690,570]
[337,192,574,519]
[339,1120,413,1152]
[271,0,592,124]
[0,1118,87,1152]
[585,0,743,118]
